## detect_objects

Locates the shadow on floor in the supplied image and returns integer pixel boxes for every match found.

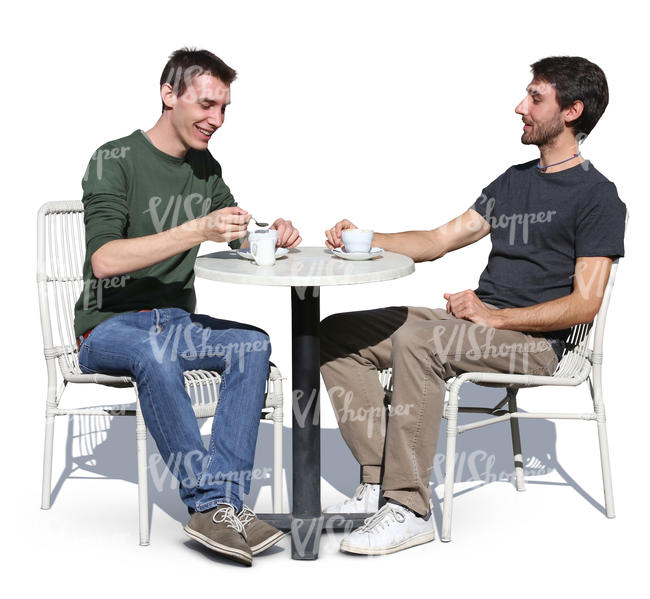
[49,381,605,534]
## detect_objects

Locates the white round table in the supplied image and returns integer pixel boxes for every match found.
[194,247,415,559]
[195,246,414,287]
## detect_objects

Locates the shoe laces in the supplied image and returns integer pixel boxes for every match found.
[238,505,256,526]
[353,483,370,501]
[360,503,406,532]
[212,504,246,538]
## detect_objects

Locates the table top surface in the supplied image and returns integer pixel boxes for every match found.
[195,246,415,287]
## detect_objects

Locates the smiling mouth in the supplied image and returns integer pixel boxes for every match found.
[195,125,215,137]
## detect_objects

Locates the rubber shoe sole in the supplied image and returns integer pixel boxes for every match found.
[184,525,253,566]
[340,530,435,556]
[250,530,287,555]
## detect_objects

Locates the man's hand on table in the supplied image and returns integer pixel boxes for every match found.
[444,289,500,328]
[270,218,302,248]
[324,219,357,249]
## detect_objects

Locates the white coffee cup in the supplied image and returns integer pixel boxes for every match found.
[341,229,374,253]
[249,229,278,266]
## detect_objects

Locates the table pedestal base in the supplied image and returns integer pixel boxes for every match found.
[291,286,322,559]
[290,515,324,560]
[257,513,373,558]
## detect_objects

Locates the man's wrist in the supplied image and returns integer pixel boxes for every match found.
[372,232,387,248]
[178,217,208,244]
[489,307,507,329]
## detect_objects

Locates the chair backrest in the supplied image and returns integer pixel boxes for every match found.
[553,209,628,379]
[554,271,616,379]
[37,201,86,377]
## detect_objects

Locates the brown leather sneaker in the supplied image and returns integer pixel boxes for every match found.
[237,506,286,555]
[184,504,252,566]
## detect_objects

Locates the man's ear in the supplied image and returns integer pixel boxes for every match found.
[160,83,177,110]
[564,99,584,127]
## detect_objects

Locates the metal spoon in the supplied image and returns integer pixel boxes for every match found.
[250,216,269,228]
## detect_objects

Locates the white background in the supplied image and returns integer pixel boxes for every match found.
[2,0,648,596]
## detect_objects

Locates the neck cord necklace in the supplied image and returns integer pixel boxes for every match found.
[537,152,581,170]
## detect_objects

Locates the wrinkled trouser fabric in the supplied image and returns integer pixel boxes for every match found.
[79,308,271,512]
[320,305,558,515]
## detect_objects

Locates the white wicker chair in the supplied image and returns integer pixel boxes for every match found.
[37,201,284,546]
[379,234,626,541]
[438,252,625,541]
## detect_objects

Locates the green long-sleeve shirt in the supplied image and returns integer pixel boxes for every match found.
[73,129,241,338]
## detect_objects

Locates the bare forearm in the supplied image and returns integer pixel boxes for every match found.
[91,220,207,278]
[447,257,610,334]
[372,210,489,263]
[492,293,598,332]
[373,230,446,263]
[325,210,488,260]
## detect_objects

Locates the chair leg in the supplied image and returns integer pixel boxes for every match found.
[507,389,526,492]
[441,386,460,542]
[41,413,56,510]
[270,369,284,513]
[592,363,615,518]
[135,392,150,546]
[597,420,616,518]
[273,411,283,513]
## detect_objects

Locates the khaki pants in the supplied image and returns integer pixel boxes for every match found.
[319,306,559,515]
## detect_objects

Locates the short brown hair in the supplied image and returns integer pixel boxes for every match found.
[159,47,237,112]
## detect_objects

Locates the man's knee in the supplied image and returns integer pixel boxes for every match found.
[391,320,458,368]
[391,321,429,352]
[239,329,272,359]
[132,343,183,377]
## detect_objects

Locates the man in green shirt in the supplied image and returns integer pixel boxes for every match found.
[74,48,300,565]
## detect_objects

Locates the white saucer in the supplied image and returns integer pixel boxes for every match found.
[236,247,289,261]
[332,247,384,261]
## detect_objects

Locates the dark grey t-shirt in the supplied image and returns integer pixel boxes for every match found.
[470,159,626,343]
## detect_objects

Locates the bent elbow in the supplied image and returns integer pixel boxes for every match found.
[576,306,600,326]
[422,249,446,263]
[586,298,605,323]
[91,252,112,279]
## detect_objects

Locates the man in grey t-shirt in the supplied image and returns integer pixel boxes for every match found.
[320,56,626,556]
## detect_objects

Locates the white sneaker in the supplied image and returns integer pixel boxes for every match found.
[323,483,380,514]
[340,502,435,555]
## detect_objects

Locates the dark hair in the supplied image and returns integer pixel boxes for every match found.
[531,56,609,139]
[159,47,237,112]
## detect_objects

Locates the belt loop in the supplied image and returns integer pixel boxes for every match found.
[153,308,160,334]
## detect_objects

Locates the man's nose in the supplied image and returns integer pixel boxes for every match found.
[515,97,527,115]
[207,111,224,128]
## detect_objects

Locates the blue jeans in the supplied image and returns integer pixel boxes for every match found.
[78,308,271,513]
